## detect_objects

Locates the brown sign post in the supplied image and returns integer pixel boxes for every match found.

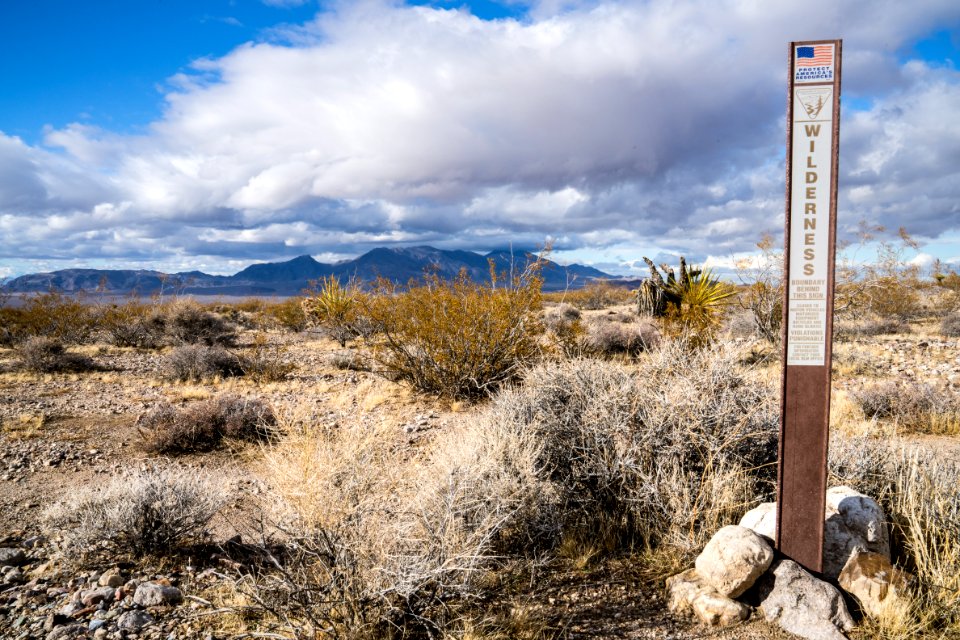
[777,39,842,574]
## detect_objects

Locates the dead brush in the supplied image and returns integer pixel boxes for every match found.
[240,332,295,383]
[941,312,960,337]
[482,341,778,556]
[581,317,659,356]
[164,344,245,382]
[15,336,97,373]
[849,381,960,435]
[138,394,276,454]
[163,300,237,346]
[99,298,168,348]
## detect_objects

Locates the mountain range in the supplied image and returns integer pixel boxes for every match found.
[3,246,619,296]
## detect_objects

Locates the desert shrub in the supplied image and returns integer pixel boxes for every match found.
[43,465,227,560]
[138,394,276,454]
[734,235,784,345]
[164,344,245,381]
[241,333,295,382]
[0,291,97,345]
[542,303,581,331]
[99,299,168,348]
[263,297,310,333]
[850,382,958,433]
[862,275,922,321]
[941,313,960,337]
[303,276,368,347]
[542,303,584,357]
[364,267,544,399]
[328,350,368,371]
[163,301,236,346]
[562,281,634,310]
[724,311,760,339]
[836,315,911,340]
[15,337,96,373]
[483,342,778,554]
[582,318,658,356]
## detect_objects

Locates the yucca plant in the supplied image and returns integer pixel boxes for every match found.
[302,275,365,346]
[664,267,736,346]
[636,257,735,347]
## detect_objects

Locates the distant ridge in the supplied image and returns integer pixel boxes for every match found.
[3,246,620,295]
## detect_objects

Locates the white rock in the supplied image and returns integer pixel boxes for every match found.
[694,525,773,598]
[756,559,854,640]
[738,502,776,541]
[738,486,891,580]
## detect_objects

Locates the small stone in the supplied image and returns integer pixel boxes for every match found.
[838,550,911,620]
[118,609,154,631]
[46,624,87,640]
[133,582,182,607]
[695,525,773,598]
[99,568,124,588]
[81,586,116,607]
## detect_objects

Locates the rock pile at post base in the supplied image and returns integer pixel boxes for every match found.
[667,486,908,640]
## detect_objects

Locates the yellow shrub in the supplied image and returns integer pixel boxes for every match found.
[364,266,544,399]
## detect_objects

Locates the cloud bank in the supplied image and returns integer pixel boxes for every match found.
[2,0,959,276]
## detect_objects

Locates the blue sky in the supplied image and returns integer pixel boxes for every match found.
[1,0,959,278]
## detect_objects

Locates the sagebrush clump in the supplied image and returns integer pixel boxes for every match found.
[481,341,778,554]
[164,301,237,346]
[138,394,276,454]
[43,465,228,560]
[850,381,959,434]
[15,337,96,373]
[164,344,245,381]
[941,312,960,337]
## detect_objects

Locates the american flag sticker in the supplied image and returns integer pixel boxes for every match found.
[794,43,834,83]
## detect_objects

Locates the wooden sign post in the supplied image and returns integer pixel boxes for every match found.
[777,39,842,574]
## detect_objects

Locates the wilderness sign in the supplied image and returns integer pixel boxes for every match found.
[777,39,841,574]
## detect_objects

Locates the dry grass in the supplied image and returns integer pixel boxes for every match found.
[1,413,47,439]
[245,411,548,638]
